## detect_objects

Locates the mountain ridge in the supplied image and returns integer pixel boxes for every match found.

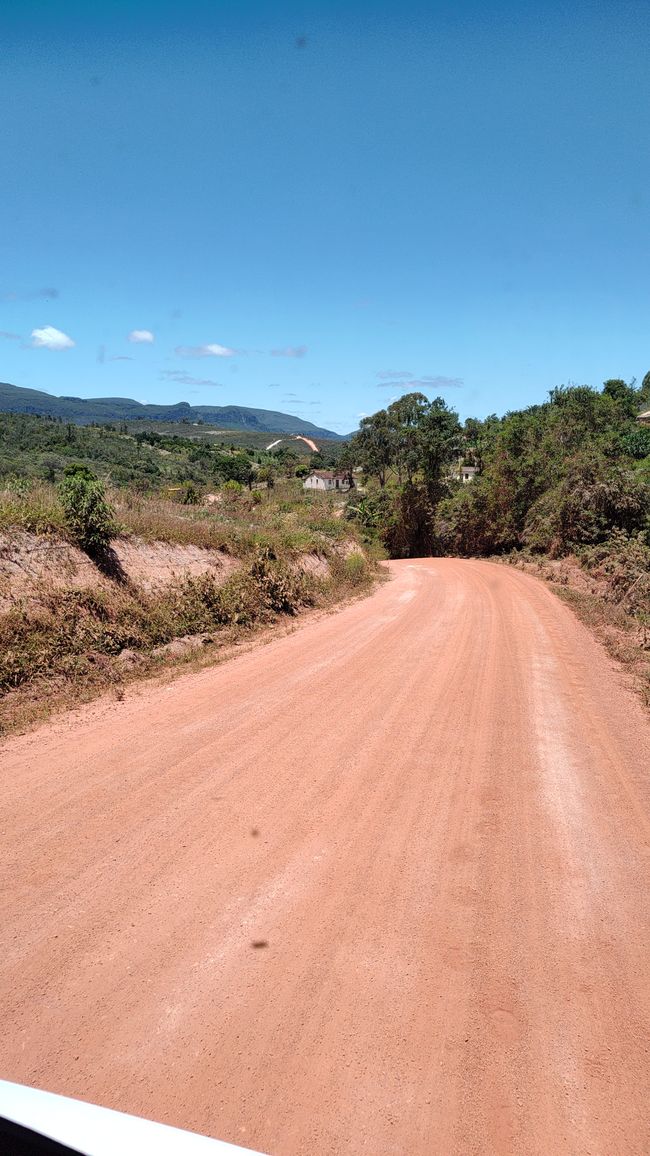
[0,381,345,439]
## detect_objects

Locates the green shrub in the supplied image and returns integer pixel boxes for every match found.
[58,465,117,552]
[176,482,203,505]
[342,552,368,586]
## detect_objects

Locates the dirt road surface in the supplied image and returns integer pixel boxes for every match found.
[2,559,650,1155]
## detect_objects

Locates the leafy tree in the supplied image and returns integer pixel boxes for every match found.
[602,378,638,418]
[386,393,430,482]
[257,465,277,489]
[345,393,462,554]
[416,397,462,496]
[384,482,437,558]
[352,409,394,487]
[213,452,255,489]
[58,465,117,552]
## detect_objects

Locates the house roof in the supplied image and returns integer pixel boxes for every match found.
[310,470,348,479]
[638,409,650,420]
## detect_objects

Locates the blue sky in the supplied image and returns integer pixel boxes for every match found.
[1,1,649,435]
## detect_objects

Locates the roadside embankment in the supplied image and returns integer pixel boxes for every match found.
[503,540,650,706]
[0,483,380,735]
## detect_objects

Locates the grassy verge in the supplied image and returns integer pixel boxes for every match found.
[0,479,357,557]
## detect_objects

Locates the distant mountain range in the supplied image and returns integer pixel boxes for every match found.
[0,382,345,440]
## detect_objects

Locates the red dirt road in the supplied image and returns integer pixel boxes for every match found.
[2,559,650,1154]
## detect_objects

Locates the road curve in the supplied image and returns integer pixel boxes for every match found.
[2,559,650,1155]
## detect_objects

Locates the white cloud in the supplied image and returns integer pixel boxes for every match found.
[128,329,155,344]
[31,325,75,351]
[175,343,236,358]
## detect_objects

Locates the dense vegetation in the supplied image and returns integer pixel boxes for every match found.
[346,377,650,564]
[0,411,343,492]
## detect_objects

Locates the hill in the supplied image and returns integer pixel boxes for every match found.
[0,410,346,491]
[0,381,344,439]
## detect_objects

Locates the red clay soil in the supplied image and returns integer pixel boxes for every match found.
[2,559,650,1155]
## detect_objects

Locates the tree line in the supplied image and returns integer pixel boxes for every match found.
[345,376,650,559]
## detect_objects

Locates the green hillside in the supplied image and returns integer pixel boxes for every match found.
[0,411,345,490]
[0,381,344,439]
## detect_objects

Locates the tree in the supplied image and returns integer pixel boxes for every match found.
[58,465,117,553]
[386,393,430,482]
[214,452,255,489]
[602,378,638,418]
[257,465,277,489]
[352,409,394,486]
[416,397,462,496]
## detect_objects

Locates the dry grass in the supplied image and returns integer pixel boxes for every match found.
[0,482,66,536]
[0,479,359,559]
[0,542,377,737]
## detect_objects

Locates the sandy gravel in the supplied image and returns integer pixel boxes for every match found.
[2,559,650,1155]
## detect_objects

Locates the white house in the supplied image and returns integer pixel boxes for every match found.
[450,462,478,484]
[637,409,650,426]
[303,470,352,492]
[459,464,478,483]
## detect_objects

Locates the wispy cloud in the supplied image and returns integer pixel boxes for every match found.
[271,345,307,358]
[267,382,281,388]
[376,370,413,380]
[1,287,59,302]
[128,329,155,344]
[175,343,236,358]
[31,325,74,351]
[161,369,223,387]
[109,355,134,361]
[0,330,20,340]
[417,375,463,389]
[377,374,463,390]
